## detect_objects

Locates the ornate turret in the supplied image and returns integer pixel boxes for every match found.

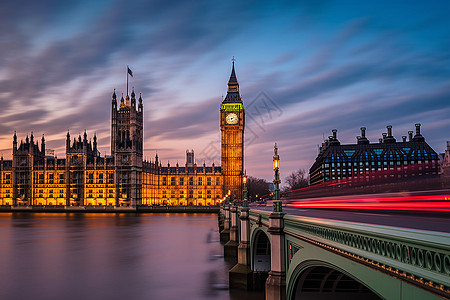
[120,93,125,109]
[66,130,70,150]
[93,133,97,153]
[41,134,45,154]
[131,87,136,109]
[13,131,17,153]
[138,93,143,113]
[112,88,117,108]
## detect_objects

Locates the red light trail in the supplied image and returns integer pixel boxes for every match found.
[287,194,450,212]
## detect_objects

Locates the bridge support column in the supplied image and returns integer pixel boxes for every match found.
[220,204,230,243]
[229,207,253,289]
[224,205,239,258]
[218,206,224,232]
[265,212,286,300]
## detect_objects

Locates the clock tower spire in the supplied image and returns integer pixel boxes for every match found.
[221,58,245,201]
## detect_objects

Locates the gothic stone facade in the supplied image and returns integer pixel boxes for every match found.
[0,63,244,207]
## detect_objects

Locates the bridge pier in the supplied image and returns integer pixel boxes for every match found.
[229,207,253,289]
[218,206,224,232]
[224,205,239,258]
[265,211,286,300]
[220,204,230,243]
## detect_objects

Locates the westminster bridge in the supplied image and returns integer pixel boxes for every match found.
[218,200,450,300]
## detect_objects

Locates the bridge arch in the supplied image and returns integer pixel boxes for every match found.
[288,260,382,300]
[285,241,405,300]
[250,228,271,289]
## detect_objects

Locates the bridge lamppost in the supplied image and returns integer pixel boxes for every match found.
[273,143,281,212]
[243,173,248,207]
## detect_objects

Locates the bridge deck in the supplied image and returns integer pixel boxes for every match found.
[253,206,450,233]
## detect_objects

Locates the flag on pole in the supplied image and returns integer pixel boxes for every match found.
[128,67,133,77]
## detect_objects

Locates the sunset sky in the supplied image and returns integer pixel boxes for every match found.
[1,0,449,182]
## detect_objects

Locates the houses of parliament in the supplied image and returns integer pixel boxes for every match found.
[0,62,245,207]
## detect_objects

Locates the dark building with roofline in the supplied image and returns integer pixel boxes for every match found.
[309,124,440,186]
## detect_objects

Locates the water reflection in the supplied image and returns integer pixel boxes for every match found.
[0,213,263,300]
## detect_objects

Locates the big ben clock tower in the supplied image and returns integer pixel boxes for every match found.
[221,59,245,201]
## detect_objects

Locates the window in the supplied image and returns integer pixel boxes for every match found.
[88,173,94,184]
[162,190,167,198]
[207,177,212,186]
[162,177,167,186]
[171,190,175,198]
[180,177,184,185]
[4,174,10,184]
[198,191,203,198]
[189,177,194,186]
[108,173,114,184]
[207,190,212,198]
[198,177,203,186]
[99,173,104,184]
[171,177,176,186]
[189,190,194,198]
[59,174,65,184]
[48,174,54,184]
[180,190,185,198]
[216,177,220,185]
[88,190,93,198]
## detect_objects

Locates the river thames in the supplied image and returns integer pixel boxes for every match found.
[0,213,263,300]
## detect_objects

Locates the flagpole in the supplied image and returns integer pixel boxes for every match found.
[127,65,129,96]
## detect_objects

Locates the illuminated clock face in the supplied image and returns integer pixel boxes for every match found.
[226,113,238,125]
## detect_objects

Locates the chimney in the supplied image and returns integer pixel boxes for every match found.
[358,127,369,144]
[415,123,421,136]
[382,133,387,140]
[384,125,396,143]
[387,125,392,137]
[402,136,407,142]
[408,131,413,141]
[413,123,425,141]
[330,129,340,146]
[361,127,366,138]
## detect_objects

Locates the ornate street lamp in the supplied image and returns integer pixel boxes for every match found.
[243,173,248,207]
[273,143,281,212]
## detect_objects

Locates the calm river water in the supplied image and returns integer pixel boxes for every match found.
[0,213,263,300]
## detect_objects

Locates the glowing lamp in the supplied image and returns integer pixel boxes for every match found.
[273,143,280,171]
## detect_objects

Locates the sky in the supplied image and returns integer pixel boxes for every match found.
[1,0,449,182]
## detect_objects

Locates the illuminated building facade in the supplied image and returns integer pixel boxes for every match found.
[0,62,244,207]
[220,60,245,201]
[309,125,440,185]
